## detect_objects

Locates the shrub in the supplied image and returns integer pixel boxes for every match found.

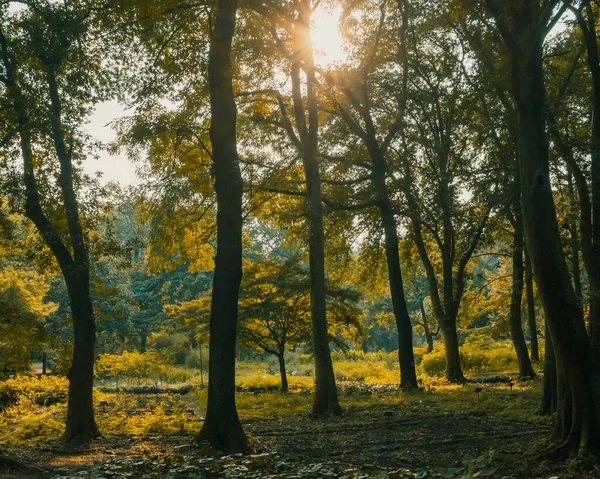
[331,349,365,361]
[0,375,68,410]
[419,349,447,377]
[419,340,518,377]
[9,415,64,444]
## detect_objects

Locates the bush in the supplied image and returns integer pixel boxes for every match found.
[9,415,64,444]
[97,385,194,395]
[331,349,366,361]
[0,375,68,410]
[419,340,518,377]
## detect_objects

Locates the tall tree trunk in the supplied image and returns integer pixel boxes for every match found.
[3,32,100,441]
[524,251,539,361]
[292,0,341,417]
[509,217,535,378]
[42,353,47,375]
[487,3,600,452]
[374,161,417,388]
[197,0,248,453]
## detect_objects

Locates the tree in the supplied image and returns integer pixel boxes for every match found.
[319,0,418,388]
[0,267,55,376]
[396,8,494,381]
[244,0,344,416]
[196,0,248,453]
[0,1,109,442]
[238,255,362,392]
[484,0,600,454]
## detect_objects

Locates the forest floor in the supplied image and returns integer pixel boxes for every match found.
[1,379,599,479]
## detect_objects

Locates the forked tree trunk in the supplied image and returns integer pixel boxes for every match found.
[197,0,248,453]
[524,251,539,361]
[3,36,100,441]
[509,219,535,378]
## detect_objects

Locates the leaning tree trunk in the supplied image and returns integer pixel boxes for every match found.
[197,0,248,453]
[524,251,539,361]
[8,51,100,442]
[509,215,535,378]
[507,21,600,452]
[373,160,417,388]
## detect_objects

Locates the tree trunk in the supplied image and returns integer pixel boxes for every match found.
[42,353,47,375]
[494,9,600,452]
[63,280,99,441]
[439,315,463,382]
[375,169,417,388]
[277,352,288,393]
[420,300,434,353]
[566,171,583,305]
[139,328,147,354]
[509,218,535,378]
[292,0,341,417]
[524,250,539,361]
[541,322,557,415]
[197,0,248,453]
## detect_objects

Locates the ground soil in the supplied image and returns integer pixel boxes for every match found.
[0,388,598,479]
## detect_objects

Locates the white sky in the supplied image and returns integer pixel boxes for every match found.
[82,100,138,187]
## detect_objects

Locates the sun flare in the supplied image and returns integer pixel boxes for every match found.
[311,7,346,66]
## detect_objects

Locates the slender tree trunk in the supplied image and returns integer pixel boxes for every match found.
[292,0,341,417]
[139,328,147,354]
[42,353,47,375]
[420,300,434,353]
[524,250,539,361]
[375,169,417,388]
[197,0,248,452]
[277,352,288,393]
[509,217,535,378]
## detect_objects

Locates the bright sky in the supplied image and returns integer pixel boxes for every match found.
[82,101,137,187]
[312,6,345,67]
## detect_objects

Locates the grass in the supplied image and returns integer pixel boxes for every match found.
[0,346,545,448]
